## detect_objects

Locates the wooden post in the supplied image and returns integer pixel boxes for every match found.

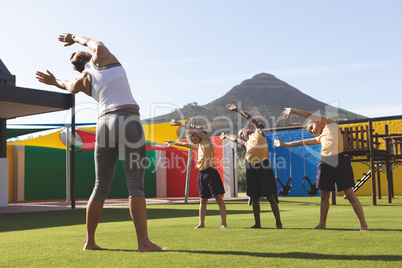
[384,125,393,203]
[368,121,377,205]
[375,133,381,199]
[354,127,359,149]
[344,128,350,150]
[377,165,381,199]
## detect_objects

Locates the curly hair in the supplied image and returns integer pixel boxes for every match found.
[70,51,92,73]
[238,127,253,141]
[186,126,207,143]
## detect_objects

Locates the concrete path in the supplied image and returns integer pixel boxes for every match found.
[0,196,248,214]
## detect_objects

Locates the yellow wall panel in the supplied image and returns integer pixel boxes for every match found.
[339,119,402,196]
[7,145,14,202]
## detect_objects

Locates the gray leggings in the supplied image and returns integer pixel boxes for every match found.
[90,108,146,203]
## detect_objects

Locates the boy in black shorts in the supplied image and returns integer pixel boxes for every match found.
[166,120,227,229]
[275,108,368,231]
[221,104,282,229]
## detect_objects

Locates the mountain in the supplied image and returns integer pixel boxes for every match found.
[153,73,366,136]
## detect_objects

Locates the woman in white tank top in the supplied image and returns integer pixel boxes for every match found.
[36,33,165,251]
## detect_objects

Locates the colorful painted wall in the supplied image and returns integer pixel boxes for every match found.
[6,117,400,202]
[7,136,236,202]
[269,117,402,197]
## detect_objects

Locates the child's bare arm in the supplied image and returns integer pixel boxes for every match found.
[170,119,210,141]
[220,132,246,146]
[274,137,319,148]
[170,119,193,129]
[282,108,334,124]
[226,104,264,129]
[165,140,198,150]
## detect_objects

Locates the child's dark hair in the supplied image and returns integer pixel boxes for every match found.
[186,126,207,143]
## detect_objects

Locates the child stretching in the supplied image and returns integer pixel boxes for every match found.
[220,104,282,229]
[274,108,368,231]
[166,119,227,229]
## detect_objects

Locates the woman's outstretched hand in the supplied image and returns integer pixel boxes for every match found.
[35,70,57,86]
[58,33,75,47]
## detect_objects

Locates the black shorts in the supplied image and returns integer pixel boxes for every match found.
[197,167,225,199]
[246,158,277,198]
[316,153,355,191]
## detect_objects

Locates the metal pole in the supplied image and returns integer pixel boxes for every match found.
[66,127,70,203]
[70,96,76,209]
[184,118,193,203]
[232,147,236,197]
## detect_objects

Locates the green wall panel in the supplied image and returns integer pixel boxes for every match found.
[24,146,157,200]
[24,147,66,200]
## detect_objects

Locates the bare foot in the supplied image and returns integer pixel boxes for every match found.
[360,225,369,231]
[249,224,261,229]
[194,224,204,229]
[138,242,167,252]
[276,223,283,229]
[313,224,326,230]
[83,242,101,250]
[220,224,227,229]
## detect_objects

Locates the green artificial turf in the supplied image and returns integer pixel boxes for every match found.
[1,196,401,267]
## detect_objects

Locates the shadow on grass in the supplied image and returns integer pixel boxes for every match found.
[0,207,252,232]
[93,248,168,253]
[173,250,402,261]
[284,227,402,232]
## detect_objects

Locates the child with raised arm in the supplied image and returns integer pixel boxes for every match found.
[166,120,227,229]
[220,104,282,229]
[274,108,368,231]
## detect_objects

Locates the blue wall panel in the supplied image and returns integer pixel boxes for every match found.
[266,129,321,197]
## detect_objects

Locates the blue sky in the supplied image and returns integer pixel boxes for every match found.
[2,0,401,125]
